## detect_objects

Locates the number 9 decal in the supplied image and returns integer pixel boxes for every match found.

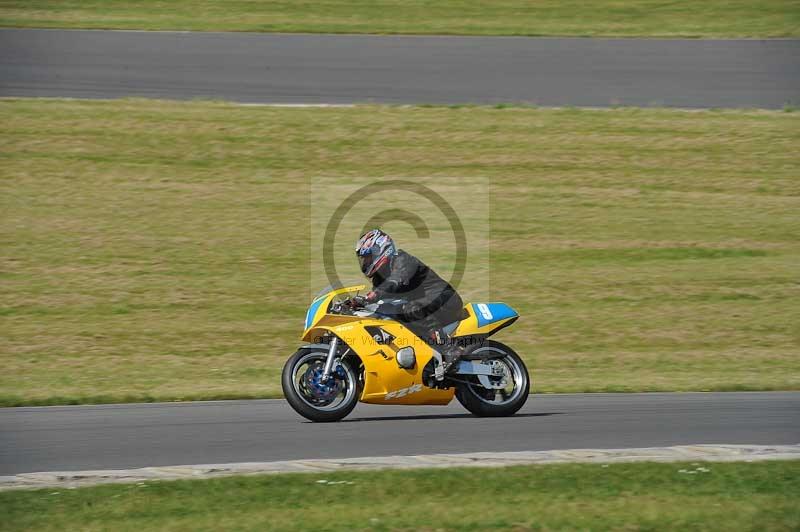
[477,303,493,320]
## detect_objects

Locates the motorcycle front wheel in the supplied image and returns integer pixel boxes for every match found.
[281,348,360,422]
[455,340,530,417]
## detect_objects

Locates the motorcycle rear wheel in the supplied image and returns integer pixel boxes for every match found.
[282,348,360,422]
[455,340,530,417]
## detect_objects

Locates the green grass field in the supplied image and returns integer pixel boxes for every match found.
[2,461,798,531]
[1,99,799,406]
[1,0,798,37]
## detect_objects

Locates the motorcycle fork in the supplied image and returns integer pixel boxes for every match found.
[321,336,339,382]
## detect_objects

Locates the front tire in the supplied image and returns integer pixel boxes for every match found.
[282,348,360,422]
[455,340,530,417]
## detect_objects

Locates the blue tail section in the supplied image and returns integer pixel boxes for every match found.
[472,303,518,328]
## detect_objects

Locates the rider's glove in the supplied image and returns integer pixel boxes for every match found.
[346,295,367,308]
[365,290,379,303]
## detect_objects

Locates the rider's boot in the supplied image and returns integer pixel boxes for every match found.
[432,329,465,376]
[442,344,465,375]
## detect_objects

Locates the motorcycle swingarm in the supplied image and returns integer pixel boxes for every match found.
[454,360,502,376]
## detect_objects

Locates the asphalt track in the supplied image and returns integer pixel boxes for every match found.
[1,392,797,476]
[1,29,798,108]
[1,30,799,478]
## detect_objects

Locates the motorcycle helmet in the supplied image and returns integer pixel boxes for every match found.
[355,229,396,277]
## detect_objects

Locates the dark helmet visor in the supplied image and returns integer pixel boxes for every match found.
[358,252,372,274]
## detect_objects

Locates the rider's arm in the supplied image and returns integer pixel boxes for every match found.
[372,252,418,298]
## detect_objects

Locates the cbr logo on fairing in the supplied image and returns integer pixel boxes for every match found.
[384,383,423,400]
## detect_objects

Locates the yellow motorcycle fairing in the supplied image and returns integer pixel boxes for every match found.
[301,285,453,405]
[300,287,520,406]
[304,315,454,405]
[302,284,366,333]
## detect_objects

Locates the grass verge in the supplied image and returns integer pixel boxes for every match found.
[2,461,799,531]
[0,1,799,38]
[1,98,799,405]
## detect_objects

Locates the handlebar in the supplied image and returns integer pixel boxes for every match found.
[349,295,368,308]
[336,295,408,315]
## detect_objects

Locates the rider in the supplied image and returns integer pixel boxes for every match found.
[354,229,466,373]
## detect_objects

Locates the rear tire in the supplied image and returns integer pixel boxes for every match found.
[282,348,360,422]
[455,341,530,417]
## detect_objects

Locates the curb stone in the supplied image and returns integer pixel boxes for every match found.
[2,443,798,491]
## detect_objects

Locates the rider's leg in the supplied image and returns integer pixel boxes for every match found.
[432,300,468,374]
[402,298,466,377]
[424,319,466,374]
[399,316,451,377]
[438,329,465,374]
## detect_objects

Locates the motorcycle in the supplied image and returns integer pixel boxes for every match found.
[282,284,530,422]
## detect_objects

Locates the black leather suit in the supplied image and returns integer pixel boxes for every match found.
[371,250,465,342]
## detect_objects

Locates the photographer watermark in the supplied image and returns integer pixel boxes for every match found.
[309,177,490,324]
